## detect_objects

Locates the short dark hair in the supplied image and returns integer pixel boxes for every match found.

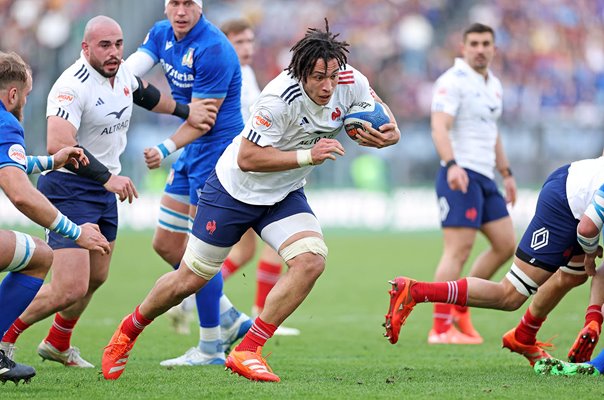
[463,23,495,42]
[0,51,30,91]
[286,18,349,82]
[220,18,253,37]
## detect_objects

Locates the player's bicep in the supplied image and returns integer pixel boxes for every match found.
[431,111,455,133]
[46,116,78,154]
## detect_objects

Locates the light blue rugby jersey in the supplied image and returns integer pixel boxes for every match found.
[138,15,244,144]
[0,101,27,172]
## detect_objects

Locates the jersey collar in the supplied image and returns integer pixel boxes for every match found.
[455,57,492,83]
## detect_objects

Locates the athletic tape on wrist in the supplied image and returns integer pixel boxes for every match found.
[296,149,313,167]
[154,139,177,160]
[49,212,81,241]
[25,155,54,174]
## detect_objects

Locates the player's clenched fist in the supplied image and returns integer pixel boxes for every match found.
[52,146,89,170]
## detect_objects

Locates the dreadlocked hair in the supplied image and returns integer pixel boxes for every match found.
[286,18,349,82]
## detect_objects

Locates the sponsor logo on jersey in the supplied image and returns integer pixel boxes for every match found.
[8,144,26,165]
[530,227,549,250]
[106,106,129,119]
[252,109,273,130]
[206,220,217,235]
[56,88,75,105]
[101,120,130,135]
[182,47,195,68]
[159,59,195,88]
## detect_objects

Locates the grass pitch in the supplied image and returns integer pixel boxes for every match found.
[2,229,603,399]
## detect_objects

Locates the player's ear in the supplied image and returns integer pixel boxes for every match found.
[8,86,18,105]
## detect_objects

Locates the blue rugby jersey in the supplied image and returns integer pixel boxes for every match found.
[0,101,27,172]
[137,15,243,143]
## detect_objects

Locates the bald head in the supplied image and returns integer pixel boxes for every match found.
[83,15,122,42]
[82,16,124,79]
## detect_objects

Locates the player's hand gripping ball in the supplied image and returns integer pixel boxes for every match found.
[343,102,390,143]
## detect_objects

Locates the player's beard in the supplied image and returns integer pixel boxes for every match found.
[11,102,23,122]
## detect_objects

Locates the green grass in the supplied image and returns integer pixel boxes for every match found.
[2,230,603,399]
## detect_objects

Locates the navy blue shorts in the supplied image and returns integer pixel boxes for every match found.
[435,167,509,228]
[37,171,118,249]
[516,165,583,272]
[190,171,315,248]
[165,138,233,205]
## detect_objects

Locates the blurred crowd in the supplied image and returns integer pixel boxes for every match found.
[1,0,603,186]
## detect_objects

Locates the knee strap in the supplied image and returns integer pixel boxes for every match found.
[6,231,36,272]
[505,263,539,297]
[182,234,230,280]
[279,236,328,262]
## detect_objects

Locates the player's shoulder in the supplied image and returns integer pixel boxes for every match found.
[262,71,302,106]
[54,58,93,91]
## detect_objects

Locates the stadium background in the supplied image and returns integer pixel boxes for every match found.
[2,0,604,231]
[1,2,604,397]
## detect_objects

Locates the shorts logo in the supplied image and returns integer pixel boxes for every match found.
[206,220,216,235]
[438,196,449,222]
[465,207,477,222]
[8,144,26,165]
[252,109,273,130]
[530,227,549,250]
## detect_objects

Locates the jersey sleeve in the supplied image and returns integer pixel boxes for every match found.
[137,26,161,63]
[431,74,461,116]
[349,68,374,105]
[241,95,288,148]
[46,78,84,130]
[191,43,239,99]
[0,120,27,172]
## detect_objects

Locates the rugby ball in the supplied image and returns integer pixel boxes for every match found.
[343,102,390,143]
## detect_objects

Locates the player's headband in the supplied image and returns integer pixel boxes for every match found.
[165,0,202,8]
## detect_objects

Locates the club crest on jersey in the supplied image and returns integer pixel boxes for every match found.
[331,107,342,121]
[124,86,130,97]
[252,109,273,130]
[56,88,75,106]
[8,144,26,165]
[182,48,195,68]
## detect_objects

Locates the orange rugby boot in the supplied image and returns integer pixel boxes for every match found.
[225,346,280,382]
[568,320,600,363]
[384,277,417,344]
[102,317,138,380]
[428,325,483,345]
[452,307,483,342]
[502,328,553,366]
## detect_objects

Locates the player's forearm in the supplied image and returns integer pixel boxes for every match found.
[169,121,208,149]
[494,135,511,174]
[0,169,62,228]
[431,113,454,162]
[237,141,301,172]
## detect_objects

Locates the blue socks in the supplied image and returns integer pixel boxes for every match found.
[0,272,43,336]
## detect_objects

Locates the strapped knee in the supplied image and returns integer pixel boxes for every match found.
[158,200,191,233]
[182,234,230,280]
[560,260,586,276]
[505,263,539,297]
[6,231,36,272]
[279,236,328,262]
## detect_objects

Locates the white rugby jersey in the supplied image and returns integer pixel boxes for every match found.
[47,53,139,175]
[566,157,604,219]
[431,58,503,179]
[241,65,261,122]
[216,65,373,205]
